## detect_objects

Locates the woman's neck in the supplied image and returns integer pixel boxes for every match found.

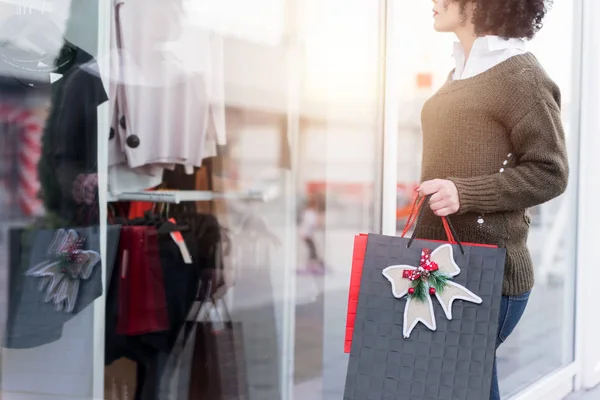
[454,28,478,59]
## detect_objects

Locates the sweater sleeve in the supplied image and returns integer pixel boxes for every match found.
[448,78,569,214]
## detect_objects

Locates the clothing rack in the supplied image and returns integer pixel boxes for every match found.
[107,189,266,203]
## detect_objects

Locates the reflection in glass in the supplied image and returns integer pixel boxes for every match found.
[2,0,383,398]
[0,1,104,398]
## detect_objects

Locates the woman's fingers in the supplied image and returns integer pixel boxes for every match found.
[429,191,445,205]
[433,207,453,217]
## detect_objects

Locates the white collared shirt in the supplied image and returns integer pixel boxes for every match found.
[453,35,528,80]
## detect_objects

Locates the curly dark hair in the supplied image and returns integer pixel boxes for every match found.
[451,0,553,40]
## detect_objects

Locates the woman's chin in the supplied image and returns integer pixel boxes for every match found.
[433,23,451,33]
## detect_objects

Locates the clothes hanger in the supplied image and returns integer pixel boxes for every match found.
[128,209,189,234]
[128,210,158,226]
[157,219,190,234]
[158,204,192,234]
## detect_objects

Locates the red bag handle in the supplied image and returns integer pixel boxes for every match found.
[401,194,464,254]
[400,195,425,237]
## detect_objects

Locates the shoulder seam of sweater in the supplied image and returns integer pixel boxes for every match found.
[510,67,554,127]
[511,97,543,128]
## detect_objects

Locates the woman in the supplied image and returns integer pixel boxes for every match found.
[299,194,325,274]
[416,1,568,399]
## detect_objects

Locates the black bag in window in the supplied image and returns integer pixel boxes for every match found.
[188,298,248,400]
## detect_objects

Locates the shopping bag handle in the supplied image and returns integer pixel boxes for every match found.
[402,194,465,255]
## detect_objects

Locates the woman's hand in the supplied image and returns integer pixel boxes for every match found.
[418,179,460,217]
[72,173,98,205]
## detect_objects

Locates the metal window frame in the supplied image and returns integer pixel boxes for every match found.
[574,0,600,392]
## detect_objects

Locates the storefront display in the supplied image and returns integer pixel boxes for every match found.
[0,0,594,399]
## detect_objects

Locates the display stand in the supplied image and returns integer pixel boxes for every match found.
[107,189,266,203]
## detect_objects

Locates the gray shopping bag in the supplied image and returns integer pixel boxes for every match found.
[5,225,120,349]
[344,231,505,400]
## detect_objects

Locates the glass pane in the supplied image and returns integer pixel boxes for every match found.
[1,0,384,399]
[0,1,102,399]
[496,1,577,395]
[393,0,578,397]
[295,1,383,398]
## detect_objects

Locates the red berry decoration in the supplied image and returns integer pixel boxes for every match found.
[429,287,436,295]
[408,287,415,295]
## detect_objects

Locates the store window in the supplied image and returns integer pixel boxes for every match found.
[0,1,102,398]
[295,2,384,397]
[393,0,579,398]
[496,1,578,395]
[0,0,384,399]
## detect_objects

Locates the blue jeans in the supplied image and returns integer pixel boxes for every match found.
[490,291,531,400]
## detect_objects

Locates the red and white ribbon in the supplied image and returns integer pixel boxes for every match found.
[0,104,44,216]
[402,248,439,281]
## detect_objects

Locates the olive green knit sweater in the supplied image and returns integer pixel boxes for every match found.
[414,53,569,296]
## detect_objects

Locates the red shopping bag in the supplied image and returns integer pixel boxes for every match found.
[344,195,497,353]
[344,234,368,353]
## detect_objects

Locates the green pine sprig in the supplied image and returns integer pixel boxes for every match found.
[408,271,450,302]
[410,279,427,302]
[428,272,449,294]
